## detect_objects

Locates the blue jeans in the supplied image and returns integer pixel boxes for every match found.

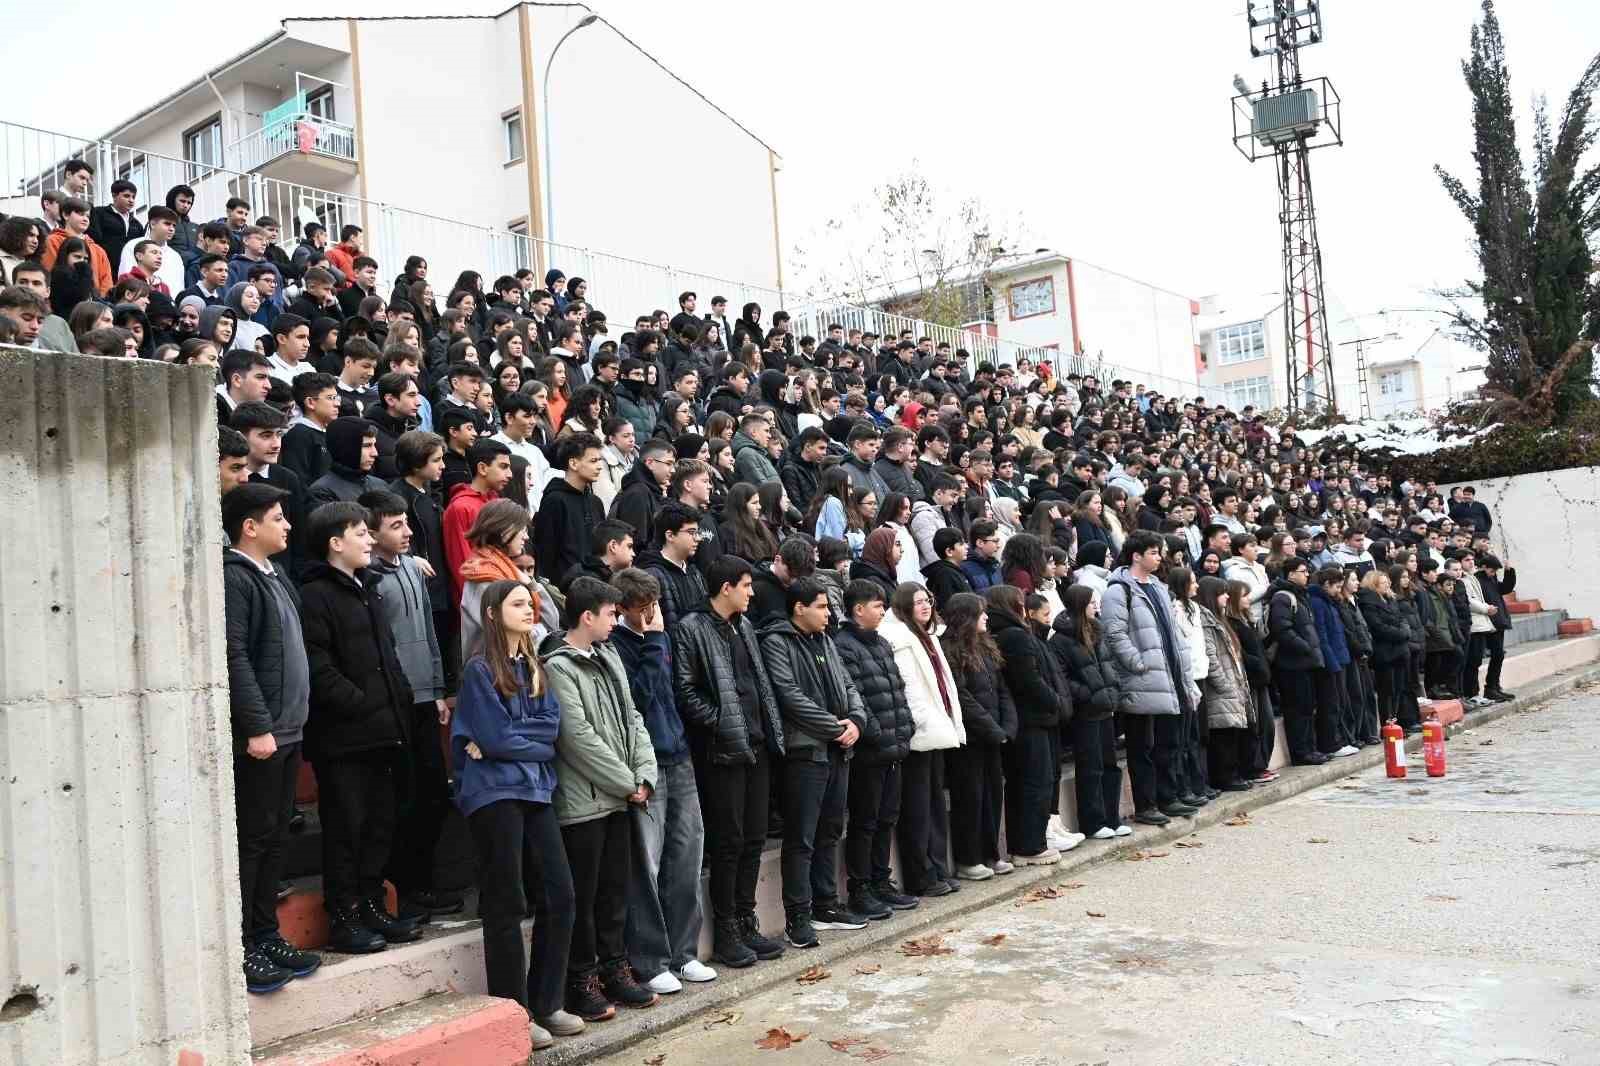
[625,758,706,976]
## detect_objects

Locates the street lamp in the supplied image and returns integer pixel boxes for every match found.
[542,13,600,244]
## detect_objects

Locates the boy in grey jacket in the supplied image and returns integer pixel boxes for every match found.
[360,491,455,921]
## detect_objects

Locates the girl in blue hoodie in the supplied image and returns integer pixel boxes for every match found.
[453,579,581,1047]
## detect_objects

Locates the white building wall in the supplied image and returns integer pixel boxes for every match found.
[992,262,1072,351]
[1069,259,1199,395]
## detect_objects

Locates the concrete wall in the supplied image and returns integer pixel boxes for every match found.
[1440,466,1600,623]
[0,349,249,1065]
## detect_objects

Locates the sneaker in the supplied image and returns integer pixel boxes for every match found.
[407,889,466,916]
[1091,827,1117,840]
[1486,689,1515,702]
[359,897,421,943]
[1469,696,1494,708]
[1417,696,1435,707]
[1219,780,1252,793]
[601,964,660,1008]
[1332,745,1360,758]
[847,890,893,921]
[712,919,756,969]
[917,879,954,898]
[644,970,682,995]
[242,947,293,994]
[530,1020,554,1051]
[674,959,718,983]
[785,913,820,949]
[327,905,386,954]
[1160,801,1198,817]
[1134,808,1170,826]
[1255,770,1280,782]
[737,913,786,960]
[276,880,295,901]
[1045,814,1071,844]
[871,880,921,909]
[956,864,995,881]
[565,973,616,1022]
[1181,793,1210,807]
[1113,825,1134,836]
[1292,752,1329,766]
[944,877,962,893]
[991,860,1016,875]
[395,897,434,926]
[536,1009,585,1037]
[1011,848,1061,866]
[812,903,869,930]
[256,935,321,978]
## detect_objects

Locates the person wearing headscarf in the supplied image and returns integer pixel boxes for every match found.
[854,528,902,603]
[225,282,270,352]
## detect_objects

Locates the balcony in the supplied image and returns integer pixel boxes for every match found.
[228,113,357,187]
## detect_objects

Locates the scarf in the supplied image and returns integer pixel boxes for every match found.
[458,547,540,616]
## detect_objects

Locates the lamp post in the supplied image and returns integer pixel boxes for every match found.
[542,13,599,245]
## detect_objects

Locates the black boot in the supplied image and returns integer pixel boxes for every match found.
[712,918,756,968]
[737,912,786,960]
[359,897,421,944]
[327,903,386,954]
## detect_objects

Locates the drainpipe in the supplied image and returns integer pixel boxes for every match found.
[204,73,235,170]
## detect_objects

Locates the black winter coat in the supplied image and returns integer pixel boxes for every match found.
[298,563,413,761]
[944,649,1017,745]
[1229,615,1271,689]
[835,622,913,763]
[1338,597,1374,660]
[987,605,1072,728]
[1048,611,1120,721]
[638,549,708,630]
[223,550,304,750]
[1395,590,1427,654]
[850,557,900,605]
[1478,570,1513,632]
[671,610,785,765]
[531,477,604,588]
[921,558,973,610]
[759,621,869,762]
[1267,579,1323,673]
[1356,588,1411,666]
[609,464,666,544]
[780,455,821,515]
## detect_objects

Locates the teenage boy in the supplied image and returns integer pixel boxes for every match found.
[181,250,230,305]
[219,427,252,498]
[959,520,1003,593]
[389,429,455,686]
[0,285,47,347]
[217,350,273,427]
[436,361,488,432]
[264,312,313,384]
[534,433,607,588]
[560,519,635,593]
[222,484,322,993]
[611,568,717,993]
[336,338,381,417]
[227,225,285,294]
[288,266,341,323]
[545,577,660,1018]
[6,263,77,353]
[610,437,675,546]
[922,527,974,612]
[1476,555,1515,702]
[300,502,419,953]
[308,417,387,505]
[832,579,918,920]
[1457,552,1496,707]
[339,256,381,318]
[759,577,869,948]
[117,238,170,296]
[367,372,421,481]
[1417,558,1462,699]
[42,197,112,293]
[442,439,514,606]
[360,490,460,921]
[437,408,481,495]
[280,372,339,486]
[671,556,787,968]
[493,392,551,510]
[232,402,308,575]
[637,502,709,630]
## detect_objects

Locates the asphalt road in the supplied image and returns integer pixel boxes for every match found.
[599,687,1600,1066]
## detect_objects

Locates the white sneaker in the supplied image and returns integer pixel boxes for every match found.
[1470,696,1493,708]
[1113,825,1133,837]
[1417,697,1435,707]
[956,863,994,881]
[991,860,1015,875]
[1054,831,1085,852]
[1091,827,1116,840]
[675,959,717,983]
[1013,848,1061,866]
[645,970,683,995]
[1045,814,1070,841]
[530,1021,554,1050]
[1333,744,1359,758]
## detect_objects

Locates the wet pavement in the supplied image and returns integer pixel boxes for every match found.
[599,689,1600,1066]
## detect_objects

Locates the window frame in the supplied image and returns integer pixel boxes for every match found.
[305,86,336,123]
[182,113,224,180]
[1215,320,1266,366]
[1006,276,1055,321]
[503,109,525,166]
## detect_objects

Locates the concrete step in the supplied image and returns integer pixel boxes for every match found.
[1506,598,1544,614]
[1495,633,1600,690]
[252,992,530,1066]
[1559,618,1594,636]
[1506,608,1567,648]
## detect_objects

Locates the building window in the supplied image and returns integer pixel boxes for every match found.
[1223,375,1272,410]
[503,110,524,164]
[116,154,147,208]
[1007,277,1055,320]
[1215,320,1266,365]
[507,217,532,271]
[183,115,223,178]
[1379,369,1404,396]
[306,86,336,122]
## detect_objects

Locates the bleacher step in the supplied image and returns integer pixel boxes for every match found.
[1558,618,1594,636]
[251,992,530,1066]
[1495,633,1600,690]
[1506,608,1566,648]
[1506,598,1544,614]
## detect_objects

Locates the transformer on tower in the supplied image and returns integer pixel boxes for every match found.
[1231,0,1343,416]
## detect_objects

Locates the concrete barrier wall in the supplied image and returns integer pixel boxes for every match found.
[1440,466,1600,622]
[0,349,251,1065]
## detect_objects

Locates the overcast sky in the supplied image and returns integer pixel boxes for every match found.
[8,0,1599,321]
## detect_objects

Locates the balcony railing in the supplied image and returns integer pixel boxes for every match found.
[228,114,357,174]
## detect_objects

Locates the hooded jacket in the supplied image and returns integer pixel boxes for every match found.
[1308,584,1351,671]
[1267,578,1323,673]
[873,454,924,504]
[1417,579,1462,651]
[1393,587,1427,655]
[731,429,780,486]
[298,561,414,762]
[638,548,708,630]
[780,452,821,514]
[280,417,332,487]
[987,603,1073,729]
[608,462,666,545]
[531,477,604,591]
[671,609,785,765]
[610,623,689,765]
[388,476,451,615]
[1337,594,1374,660]
[367,552,445,702]
[878,611,965,751]
[922,557,974,610]
[308,417,387,505]
[834,621,915,764]
[1199,608,1252,731]
[542,635,657,827]
[841,452,891,504]
[758,620,869,763]
[451,656,560,816]
[1049,610,1120,723]
[224,282,270,351]
[1100,566,1192,715]
[959,553,1002,593]
[614,378,659,440]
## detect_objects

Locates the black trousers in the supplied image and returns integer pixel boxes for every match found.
[1344,660,1374,744]
[1120,713,1158,813]
[700,748,770,922]
[1183,695,1209,795]
[1250,684,1277,774]
[1425,648,1462,693]
[1276,669,1317,762]
[386,702,452,895]
[1373,660,1405,728]
[318,749,401,909]
[467,799,575,1017]
[235,741,301,944]
[1207,725,1250,787]
[561,810,631,977]
[1069,716,1122,835]
[845,759,901,894]
[1313,668,1345,754]
[896,749,950,891]
[1484,630,1507,692]
[947,742,1004,866]
[1461,632,1487,698]
[1152,712,1186,805]
[780,750,849,915]
[1003,725,1055,855]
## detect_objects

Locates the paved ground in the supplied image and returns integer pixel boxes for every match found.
[595,689,1600,1066]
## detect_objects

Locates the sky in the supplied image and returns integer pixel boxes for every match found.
[7,0,1599,327]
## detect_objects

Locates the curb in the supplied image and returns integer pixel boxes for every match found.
[539,658,1600,1065]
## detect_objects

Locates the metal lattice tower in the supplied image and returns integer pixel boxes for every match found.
[1231,1,1343,416]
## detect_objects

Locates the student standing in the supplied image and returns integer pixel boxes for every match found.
[941,592,1017,877]
[1268,558,1326,765]
[1050,584,1130,839]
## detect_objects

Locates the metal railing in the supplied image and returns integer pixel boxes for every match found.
[227,114,357,173]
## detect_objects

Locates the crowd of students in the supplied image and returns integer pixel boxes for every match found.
[2,173,1523,1053]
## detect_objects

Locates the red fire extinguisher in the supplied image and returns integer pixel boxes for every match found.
[1422,714,1447,777]
[1382,719,1406,779]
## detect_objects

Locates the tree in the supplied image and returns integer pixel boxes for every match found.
[1435,0,1600,425]
[789,169,1027,328]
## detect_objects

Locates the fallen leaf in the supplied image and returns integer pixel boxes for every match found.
[796,965,830,985]
[1086,910,1107,918]
[644,1057,666,1066]
[1058,881,1087,889]
[898,934,953,957]
[852,962,881,975]
[981,933,1008,946]
[1408,788,1429,796]
[703,1009,742,1030]
[1307,837,1331,844]
[1113,954,1162,967]
[1484,787,1523,795]
[1425,894,1459,902]
[828,1037,868,1053]
[756,1027,808,1051]
[858,1049,896,1062]
[1408,834,1438,844]
[1222,813,1252,827]
[1173,839,1204,848]
[1018,885,1064,904]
